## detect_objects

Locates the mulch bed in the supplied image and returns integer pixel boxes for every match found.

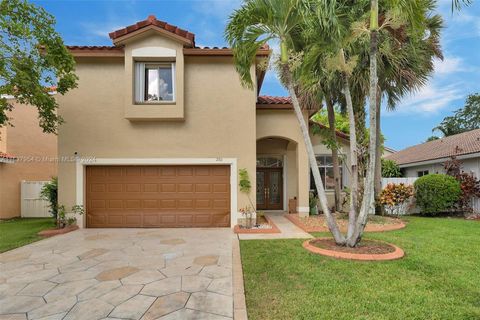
[303,237,405,261]
[38,225,79,237]
[234,215,281,234]
[285,213,406,233]
[310,238,396,254]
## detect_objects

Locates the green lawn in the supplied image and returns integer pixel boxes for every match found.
[0,218,55,253]
[240,217,480,320]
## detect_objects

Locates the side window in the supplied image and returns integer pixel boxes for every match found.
[417,170,429,177]
[310,155,343,190]
[134,62,175,103]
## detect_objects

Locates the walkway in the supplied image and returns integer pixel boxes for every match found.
[238,213,313,240]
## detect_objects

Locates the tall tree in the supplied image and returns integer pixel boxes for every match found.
[226,0,443,247]
[0,0,77,133]
[433,93,480,136]
[225,0,346,244]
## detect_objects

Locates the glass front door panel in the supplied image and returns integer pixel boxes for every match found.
[256,171,265,206]
[268,171,281,205]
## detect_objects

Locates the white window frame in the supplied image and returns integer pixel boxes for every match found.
[310,155,343,191]
[134,62,175,104]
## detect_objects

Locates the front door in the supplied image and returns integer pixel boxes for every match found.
[256,168,283,210]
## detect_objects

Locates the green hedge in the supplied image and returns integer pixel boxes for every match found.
[414,174,461,216]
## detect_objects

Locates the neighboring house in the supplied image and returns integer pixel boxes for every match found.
[383,146,396,157]
[57,16,355,228]
[386,129,480,179]
[0,100,58,219]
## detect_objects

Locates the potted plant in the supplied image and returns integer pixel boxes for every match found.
[309,191,319,215]
[238,168,257,228]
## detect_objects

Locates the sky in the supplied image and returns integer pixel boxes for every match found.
[33,0,480,150]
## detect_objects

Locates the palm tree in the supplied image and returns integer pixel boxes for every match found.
[452,0,472,10]
[226,0,443,247]
[225,0,346,244]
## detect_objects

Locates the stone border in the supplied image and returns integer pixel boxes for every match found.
[38,225,79,237]
[303,237,405,261]
[285,214,406,233]
[233,215,281,234]
[232,237,248,320]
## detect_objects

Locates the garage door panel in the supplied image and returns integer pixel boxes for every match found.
[86,165,230,228]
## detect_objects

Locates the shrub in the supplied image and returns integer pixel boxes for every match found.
[444,156,480,213]
[414,174,461,216]
[379,183,414,215]
[40,177,58,219]
[381,159,402,178]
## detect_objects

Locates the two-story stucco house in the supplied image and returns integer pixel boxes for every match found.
[58,16,352,228]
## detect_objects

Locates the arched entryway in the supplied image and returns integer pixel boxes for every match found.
[256,137,298,211]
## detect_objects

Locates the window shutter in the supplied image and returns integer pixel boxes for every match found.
[134,62,145,103]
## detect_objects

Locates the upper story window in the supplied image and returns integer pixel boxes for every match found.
[134,62,175,103]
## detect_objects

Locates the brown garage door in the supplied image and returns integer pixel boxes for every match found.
[86,165,230,228]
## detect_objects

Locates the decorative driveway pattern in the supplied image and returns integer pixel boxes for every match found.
[0,228,234,320]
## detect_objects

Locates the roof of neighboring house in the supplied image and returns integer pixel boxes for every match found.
[0,152,16,163]
[384,146,397,153]
[386,128,480,165]
[109,15,195,46]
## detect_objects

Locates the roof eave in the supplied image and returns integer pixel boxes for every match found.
[68,48,125,57]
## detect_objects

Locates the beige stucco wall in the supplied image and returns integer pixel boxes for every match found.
[57,42,257,226]
[0,102,57,219]
[0,126,6,153]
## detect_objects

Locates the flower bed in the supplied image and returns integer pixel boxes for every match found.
[38,224,79,237]
[285,213,406,233]
[303,237,404,261]
[234,215,281,234]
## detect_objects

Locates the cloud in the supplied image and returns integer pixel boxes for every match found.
[80,21,125,39]
[433,56,464,74]
[392,83,463,115]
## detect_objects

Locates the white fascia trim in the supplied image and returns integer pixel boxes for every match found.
[75,157,238,229]
[399,152,480,168]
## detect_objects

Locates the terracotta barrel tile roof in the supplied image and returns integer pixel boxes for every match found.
[257,95,292,104]
[386,128,480,165]
[109,15,195,46]
[66,45,123,51]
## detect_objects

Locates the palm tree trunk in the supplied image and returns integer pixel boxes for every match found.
[347,0,379,247]
[283,67,345,244]
[342,73,359,239]
[374,91,383,215]
[326,97,342,212]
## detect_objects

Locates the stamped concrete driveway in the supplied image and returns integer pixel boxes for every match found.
[0,228,234,320]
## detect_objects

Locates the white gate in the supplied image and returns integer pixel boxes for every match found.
[472,198,480,214]
[382,177,418,187]
[21,181,51,218]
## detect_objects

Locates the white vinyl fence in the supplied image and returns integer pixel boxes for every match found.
[21,181,51,218]
[472,198,480,214]
[381,177,418,187]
